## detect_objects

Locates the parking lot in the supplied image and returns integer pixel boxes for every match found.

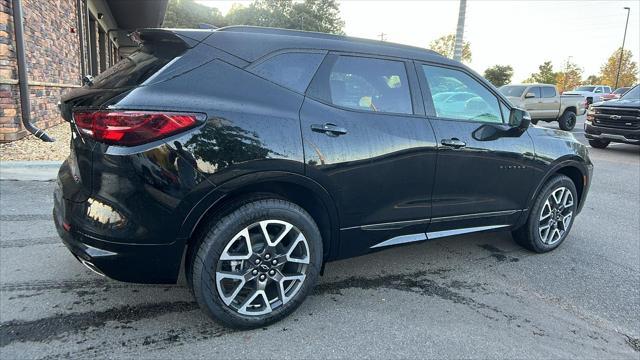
[0,117,638,359]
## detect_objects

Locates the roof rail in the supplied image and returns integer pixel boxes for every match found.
[218,25,440,56]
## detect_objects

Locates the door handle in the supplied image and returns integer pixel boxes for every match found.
[311,123,348,137]
[441,138,466,148]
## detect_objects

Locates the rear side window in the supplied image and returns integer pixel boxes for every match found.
[314,56,413,114]
[422,65,502,123]
[541,86,556,98]
[250,52,325,93]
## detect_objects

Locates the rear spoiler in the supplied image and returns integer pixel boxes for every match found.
[131,28,217,49]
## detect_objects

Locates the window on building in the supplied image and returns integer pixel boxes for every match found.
[250,52,325,93]
[422,65,503,123]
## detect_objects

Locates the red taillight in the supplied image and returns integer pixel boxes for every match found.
[73,111,201,146]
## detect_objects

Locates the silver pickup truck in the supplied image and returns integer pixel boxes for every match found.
[499,83,587,131]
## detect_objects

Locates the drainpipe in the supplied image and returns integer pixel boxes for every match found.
[76,0,86,78]
[11,0,54,142]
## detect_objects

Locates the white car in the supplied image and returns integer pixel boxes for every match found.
[563,85,612,106]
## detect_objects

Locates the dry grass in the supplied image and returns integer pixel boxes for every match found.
[0,123,71,161]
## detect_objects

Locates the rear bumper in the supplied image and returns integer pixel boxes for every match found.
[53,182,184,284]
[584,121,640,145]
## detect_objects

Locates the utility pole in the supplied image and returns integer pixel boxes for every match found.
[562,56,573,93]
[453,0,467,61]
[614,7,630,89]
[378,32,387,41]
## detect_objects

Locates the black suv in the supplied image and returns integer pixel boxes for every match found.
[55,26,592,328]
[585,85,640,148]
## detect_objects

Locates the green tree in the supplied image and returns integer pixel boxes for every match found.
[163,0,226,28]
[483,65,514,87]
[428,34,471,63]
[524,61,557,84]
[599,48,639,88]
[225,0,344,34]
[555,60,583,93]
[583,74,602,85]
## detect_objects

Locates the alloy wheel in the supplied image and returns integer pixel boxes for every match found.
[215,220,310,316]
[538,186,574,245]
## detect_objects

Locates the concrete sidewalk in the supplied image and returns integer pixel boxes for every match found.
[0,161,62,181]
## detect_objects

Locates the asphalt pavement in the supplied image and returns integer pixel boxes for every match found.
[0,116,638,358]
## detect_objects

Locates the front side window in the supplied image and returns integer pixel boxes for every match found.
[422,65,502,123]
[594,87,603,93]
[322,56,413,114]
[499,85,527,97]
[527,87,541,98]
[251,52,325,93]
[541,86,556,98]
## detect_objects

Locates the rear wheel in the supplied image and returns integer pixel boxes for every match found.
[531,119,539,125]
[191,199,322,329]
[588,139,610,149]
[558,110,577,131]
[512,175,577,253]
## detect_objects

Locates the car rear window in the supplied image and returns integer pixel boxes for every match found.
[90,50,175,89]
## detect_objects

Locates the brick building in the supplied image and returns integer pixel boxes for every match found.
[0,0,168,142]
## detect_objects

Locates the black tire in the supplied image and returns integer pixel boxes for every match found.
[531,119,539,125]
[558,110,577,131]
[191,198,322,329]
[512,175,577,253]
[588,139,610,149]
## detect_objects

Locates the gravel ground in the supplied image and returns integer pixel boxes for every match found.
[0,123,71,161]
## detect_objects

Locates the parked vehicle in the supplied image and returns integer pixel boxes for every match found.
[585,85,640,148]
[564,85,612,106]
[54,26,593,329]
[499,83,586,130]
[602,87,631,101]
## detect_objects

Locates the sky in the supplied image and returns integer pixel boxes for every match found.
[197,0,640,83]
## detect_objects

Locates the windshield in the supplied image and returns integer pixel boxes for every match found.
[614,87,629,94]
[574,86,595,92]
[621,85,639,100]
[499,85,527,97]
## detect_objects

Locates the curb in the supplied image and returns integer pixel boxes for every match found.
[0,161,62,181]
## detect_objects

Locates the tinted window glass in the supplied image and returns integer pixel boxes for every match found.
[541,86,556,98]
[323,56,413,114]
[527,87,541,98]
[251,52,325,93]
[422,65,502,123]
[621,85,639,100]
[575,86,595,92]
[91,50,174,89]
[499,85,527,97]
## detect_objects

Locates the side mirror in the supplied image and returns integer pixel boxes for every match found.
[509,108,531,130]
[524,92,536,99]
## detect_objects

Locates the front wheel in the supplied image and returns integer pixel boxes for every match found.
[558,110,577,131]
[191,199,322,329]
[588,139,610,149]
[512,175,577,253]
